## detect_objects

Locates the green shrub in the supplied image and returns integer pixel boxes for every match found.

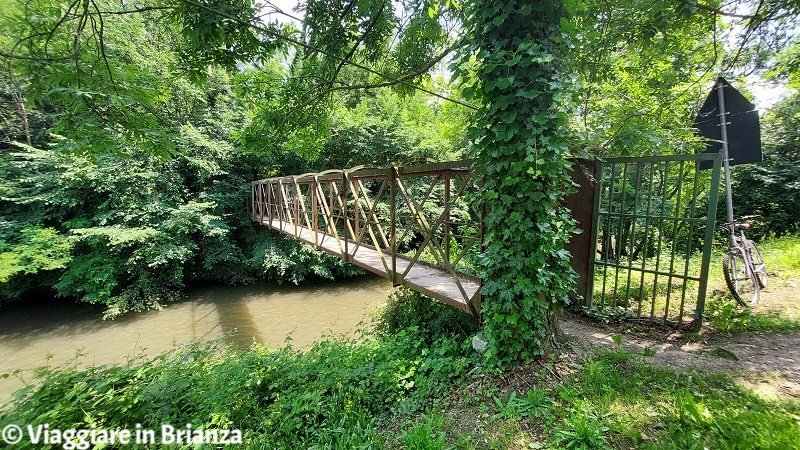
[1,294,477,448]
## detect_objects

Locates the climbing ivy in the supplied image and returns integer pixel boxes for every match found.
[460,0,577,365]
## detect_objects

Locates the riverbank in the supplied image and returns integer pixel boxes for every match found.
[0,274,391,404]
[2,288,798,449]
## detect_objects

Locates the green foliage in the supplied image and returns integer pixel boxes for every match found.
[491,388,554,421]
[0,4,369,314]
[705,292,800,333]
[0,131,361,314]
[376,287,479,344]
[1,301,475,448]
[704,293,754,332]
[759,235,800,278]
[728,93,800,237]
[552,411,611,450]
[0,227,71,283]
[169,0,287,76]
[459,0,577,365]
[3,315,800,449]
[311,84,471,169]
[246,229,362,284]
[401,413,449,450]
[564,0,718,157]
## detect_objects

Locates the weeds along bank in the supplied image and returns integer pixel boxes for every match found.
[2,288,799,449]
[0,290,479,448]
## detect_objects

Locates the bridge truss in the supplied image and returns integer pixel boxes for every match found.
[249,160,483,317]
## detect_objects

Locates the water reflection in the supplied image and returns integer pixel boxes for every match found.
[0,274,392,405]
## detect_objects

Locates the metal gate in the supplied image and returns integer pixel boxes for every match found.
[587,153,723,328]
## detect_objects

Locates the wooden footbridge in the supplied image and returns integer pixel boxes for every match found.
[248,161,484,317]
[249,154,724,329]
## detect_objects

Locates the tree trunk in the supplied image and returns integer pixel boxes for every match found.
[12,91,32,146]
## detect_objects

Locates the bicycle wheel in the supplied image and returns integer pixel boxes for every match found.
[723,249,760,307]
[746,240,768,289]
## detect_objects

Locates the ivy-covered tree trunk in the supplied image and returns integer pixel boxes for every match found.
[466,0,577,364]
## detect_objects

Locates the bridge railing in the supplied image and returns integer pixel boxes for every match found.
[250,160,483,314]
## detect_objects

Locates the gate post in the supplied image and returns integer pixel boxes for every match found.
[564,160,597,306]
[694,153,723,329]
[586,158,605,307]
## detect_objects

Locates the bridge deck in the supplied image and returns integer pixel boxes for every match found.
[259,218,480,315]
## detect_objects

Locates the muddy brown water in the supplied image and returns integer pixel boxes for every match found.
[0,275,392,406]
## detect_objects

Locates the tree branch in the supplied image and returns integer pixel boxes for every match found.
[328,1,387,87]
[0,50,78,61]
[678,0,765,21]
[95,6,173,15]
[282,46,459,119]
[178,0,477,110]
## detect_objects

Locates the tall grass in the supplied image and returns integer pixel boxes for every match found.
[0,289,478,449]
[589,235,800,327]
[759,235,800,279]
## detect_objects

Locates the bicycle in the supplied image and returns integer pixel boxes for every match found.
[722,215,769,307]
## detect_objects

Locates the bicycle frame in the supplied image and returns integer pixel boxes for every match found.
[730,226,756,279]
[722,216,767,307]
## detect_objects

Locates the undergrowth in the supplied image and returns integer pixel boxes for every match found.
[433,350,800,449]
[2,290,798,449]
[0,289,478,449]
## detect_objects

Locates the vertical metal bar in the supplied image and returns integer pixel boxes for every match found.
[625,163,643,315]
[664,160,686,323]
[282,181,288,232]
[637,162,656,317]
[268,182,274,226]
[695,154,722,329]
[297,182,302,236]
[600,163,616,308]
[613,162,629,307]
[250,182,255,221]
[678,164,702,324]
[717,80,735,233]
[276,181,283,232]
[354,180,360,246]
[445,175,451,264]
[390,167,397,284]
[283,181,289,232]
[651,161,669,320]
[312,180,319,248]
[586,159,604,307]
[329,180,335,238]
[258,183,264,225]
[342,172,349,262]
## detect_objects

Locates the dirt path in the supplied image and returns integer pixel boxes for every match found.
[560,314,800,401]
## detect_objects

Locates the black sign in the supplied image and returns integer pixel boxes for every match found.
[693,77,762,169]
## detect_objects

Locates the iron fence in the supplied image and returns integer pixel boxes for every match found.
[587,153,723,328]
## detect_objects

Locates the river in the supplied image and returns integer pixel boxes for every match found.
[0,274,392,406]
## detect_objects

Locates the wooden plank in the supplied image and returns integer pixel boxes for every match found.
[259,218,480,315]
